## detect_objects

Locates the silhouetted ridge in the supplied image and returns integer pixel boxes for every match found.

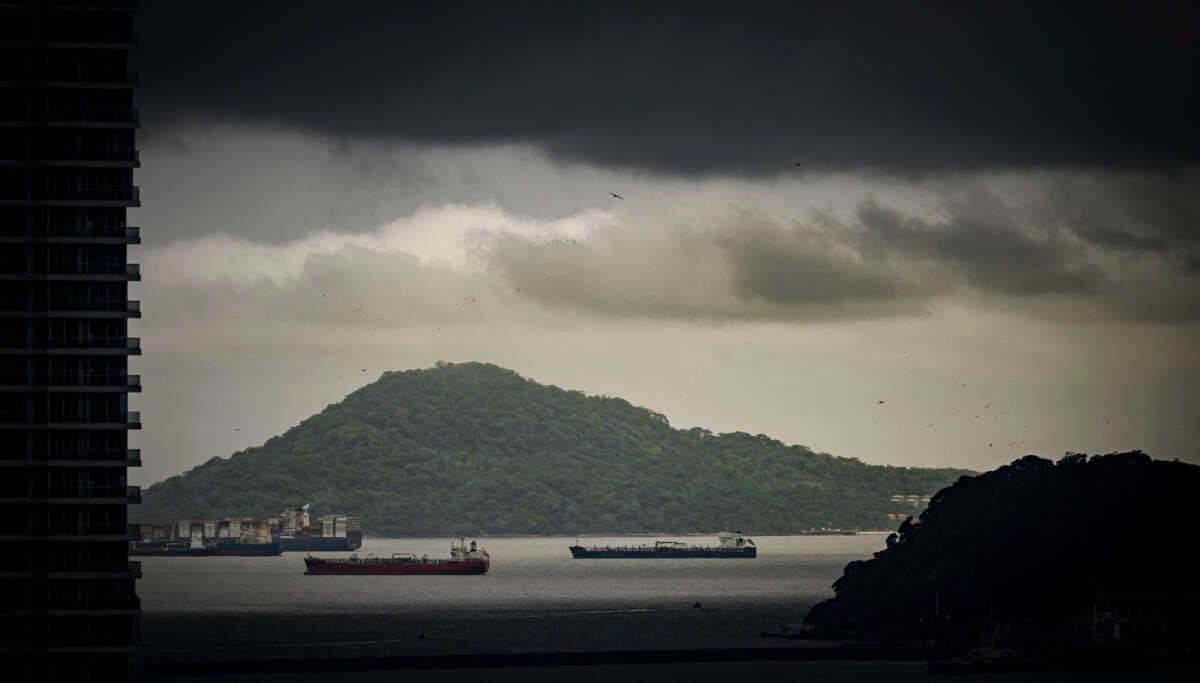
[804,451,1198,648]
[137,362,969,535]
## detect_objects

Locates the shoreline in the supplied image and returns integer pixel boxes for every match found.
[139,645,949,677]
[139,645,1200,678]
[139,605,818,662]
[353,531,893,539]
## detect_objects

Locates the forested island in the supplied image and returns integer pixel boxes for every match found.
[136,362,970,535]
[804,451,1198,657]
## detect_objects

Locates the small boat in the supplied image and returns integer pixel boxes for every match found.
[569,531,756,558]
[303,538,489,575]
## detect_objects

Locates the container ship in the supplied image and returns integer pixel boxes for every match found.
[130,537,281,556]
[569,531,756,558]
[133,518,282,556]
[272,505,362,551]
[304,539,489,575]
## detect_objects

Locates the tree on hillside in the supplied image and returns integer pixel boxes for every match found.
[136,362,972,535]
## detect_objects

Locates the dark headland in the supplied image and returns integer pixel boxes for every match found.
[795,451,1198,672]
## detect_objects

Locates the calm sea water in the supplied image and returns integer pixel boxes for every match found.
[138,534,884,663]
[139,535,1197,681]
[139,534,886,616]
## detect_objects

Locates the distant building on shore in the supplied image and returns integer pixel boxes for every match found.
[886,493,933,525]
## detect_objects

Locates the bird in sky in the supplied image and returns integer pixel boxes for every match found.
[607,192,624,200]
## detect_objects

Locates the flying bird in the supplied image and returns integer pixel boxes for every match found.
[607,192,624,200]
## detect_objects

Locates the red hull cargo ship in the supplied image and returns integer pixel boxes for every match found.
[304,539,489,575]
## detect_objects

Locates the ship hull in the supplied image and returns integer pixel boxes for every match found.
[130,541,282,556]
[569,545,756,559]
[303,558,489,575]
[277,536,363,552]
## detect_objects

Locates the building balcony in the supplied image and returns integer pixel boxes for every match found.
[43,485,141,503]
[0,70,139,89]
[0,374,141,392]
[0,186,140,205]
[0,31,139,48]
[0,561,143,579]
[0,109,139,128]
[34,149,139,164]
[43,561,143,579]
[0,411,141,430]
[0,337,142,355]
[0,0,138,12]
[0,300,141,318]
[0,448,141,467]
[21,264,140,276]
[0,149,139,167]
[0,263,140,281]
[0,225,140,243]
[39,524,137,539]
[0,523,136,542]
[47,595,141,612]
[0,486,138,503]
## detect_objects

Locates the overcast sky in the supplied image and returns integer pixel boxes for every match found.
[128,1,1199,486]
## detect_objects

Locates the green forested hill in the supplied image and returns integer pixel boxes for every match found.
[136,362,972,535]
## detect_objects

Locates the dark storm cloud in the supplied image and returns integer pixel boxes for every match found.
[1028,171,1200,272]
[136,0,1198,175]
[854,190,1099,298]
[488,171,1200,322]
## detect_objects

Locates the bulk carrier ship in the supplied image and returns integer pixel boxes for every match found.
[569,531,756,558]
[304,539,490,575]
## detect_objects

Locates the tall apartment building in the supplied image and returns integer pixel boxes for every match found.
[0,1,141,681]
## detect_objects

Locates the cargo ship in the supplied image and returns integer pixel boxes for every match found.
[303,539,489,575]
[273,505,363,551]
[796,528,858,536]
[569,531,756,558]
[133,518,281,556]
[130,538,281,556]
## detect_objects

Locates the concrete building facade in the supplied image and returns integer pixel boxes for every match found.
[0,1,141,680]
